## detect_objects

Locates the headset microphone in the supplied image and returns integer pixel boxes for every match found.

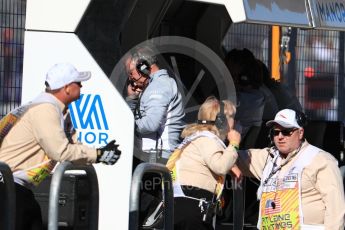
[268,128,274,147]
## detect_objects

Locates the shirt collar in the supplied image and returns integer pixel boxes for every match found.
[150,69,168,81]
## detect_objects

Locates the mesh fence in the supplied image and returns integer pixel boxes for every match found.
[0,0,25,118]
[222,23,270,66]
[223,23,344,122]
[296,30,341,121]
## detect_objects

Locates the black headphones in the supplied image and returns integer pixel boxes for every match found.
[136,58,151,76]
[197,101,228,131]
[215,101,228,131]
[295,110,308,127]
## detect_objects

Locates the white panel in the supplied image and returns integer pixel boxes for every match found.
[223,0,247,23]
[25,0,91,32]
[23,31,133,230]
[187,0,312,28]
[244,0,312,27]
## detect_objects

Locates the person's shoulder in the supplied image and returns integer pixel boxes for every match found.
[147,71,173,91]
[315,149,338,163]
[151,71,171,83]
[247,147,271,159]
[194,136,221,148]
[28,102,58,115]
[307,145,339,167]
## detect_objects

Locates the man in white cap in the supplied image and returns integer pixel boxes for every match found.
[0,63,121,230]
[236,109,345,230]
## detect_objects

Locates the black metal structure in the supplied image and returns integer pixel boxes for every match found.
[48,162,99,230]
[0,161,15,230]
[129,163,174,230]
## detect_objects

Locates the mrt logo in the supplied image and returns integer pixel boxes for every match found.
[69,94,109,145]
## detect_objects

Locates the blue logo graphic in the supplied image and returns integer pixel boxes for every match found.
[317,1,345,23]
[69,94,109,145]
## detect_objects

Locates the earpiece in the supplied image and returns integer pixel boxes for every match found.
[214,101,228,132]
[136,59,151,76]
[268,128,274,144]
[295,110,308,127]
[197,100,229,133]
[131,47,158,77]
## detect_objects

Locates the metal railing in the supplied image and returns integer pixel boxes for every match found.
[233,177,245,230]
[129,163,174,230]
[0,161,15,230]
[48,162,99,230]
[340,165,345,180]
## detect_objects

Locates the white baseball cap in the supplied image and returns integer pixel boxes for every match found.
[266,109,302,129]
[45,63,91,90]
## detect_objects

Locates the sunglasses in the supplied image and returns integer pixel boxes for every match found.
[271,128,297,137]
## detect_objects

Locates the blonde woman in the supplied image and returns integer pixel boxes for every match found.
[166,96,241,230]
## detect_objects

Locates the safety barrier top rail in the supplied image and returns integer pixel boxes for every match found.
[340,165,345,180]
[48,161,99,230]
[129,162,174,230]
[233,177,245,230]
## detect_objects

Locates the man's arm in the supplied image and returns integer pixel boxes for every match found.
[135,80,171,134]
[236,148,271,180]
[31,104,97,163]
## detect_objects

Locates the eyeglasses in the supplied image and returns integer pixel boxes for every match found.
[129,74,144,84]
[272,128,297,137]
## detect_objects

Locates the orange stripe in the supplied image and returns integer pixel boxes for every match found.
[271,26,281,80]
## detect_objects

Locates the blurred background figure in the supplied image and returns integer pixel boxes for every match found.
[258,59,302,114]
[256,59,279,121]
[224,48,264,148]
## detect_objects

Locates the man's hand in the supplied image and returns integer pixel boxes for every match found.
[127,82,142,97]
[96,140,121,165]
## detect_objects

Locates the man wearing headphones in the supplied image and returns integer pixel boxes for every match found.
[125,47,185,165]
[236,109,345,230]
[125,47,185,227]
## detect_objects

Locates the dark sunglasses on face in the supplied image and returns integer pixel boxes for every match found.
[272,128,297,137]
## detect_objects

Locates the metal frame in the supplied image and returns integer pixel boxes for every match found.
[129,163,174,230]
[233,177,245,230]
[340,165,345,180]
[48,162,99,230]
[0,161,15,230]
